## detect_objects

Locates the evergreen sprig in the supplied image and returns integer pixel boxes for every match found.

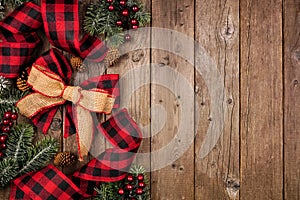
[0,158,18,187]
[6,124,34,163]
[19,137,59,175]
[0,0,30,20]
[0,86,28,118]
[0,123,59,187]
[84,0,150,47]
[94,165,151,200]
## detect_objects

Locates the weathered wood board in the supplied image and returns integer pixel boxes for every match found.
[2,0,300,199]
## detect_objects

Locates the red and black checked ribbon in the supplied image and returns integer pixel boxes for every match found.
[0,0,143,199]
[25,48,120,139]
[16,48,120,159]
[0,0,108,78]
[0,2,42,78]
[9,109,142,200]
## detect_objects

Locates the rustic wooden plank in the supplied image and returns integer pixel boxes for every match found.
[106,0,151,170]
[240,0,283,199]
[283,0,300,199]
[194,0,240,199]
[150,0,195,199]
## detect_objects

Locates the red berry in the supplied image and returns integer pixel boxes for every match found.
[116,20,123,26]
[0,143,7,150]
[121,9,129,16]
[130,198,137,200]
[0,135,8,143]
[3,111,12,119]
[124,34,131,41]
[2,119,10,125]
[131,5,139,12]
[138,182,145,188]
[135,187,143,195]
[108,5,114,11]
[132,25,139,30]
[118,188,124,195]
[107,0,113,2]
[130,19,138,25]
[2,126,10,133]
[8,121,13,127]
[137,174,144,181]
[126,184,133,190]
[127,174,134,182]
[119,0,126,6]
[0,151,4,160]
[11,113,18,120]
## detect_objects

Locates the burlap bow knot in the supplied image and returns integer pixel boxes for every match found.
[17,64,115,160]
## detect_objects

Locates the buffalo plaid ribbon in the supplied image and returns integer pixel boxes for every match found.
[10,109,142,200]
[20,48,120,140]
[16,50,120,160]
[1,0,142,198]
[0,0,108,78]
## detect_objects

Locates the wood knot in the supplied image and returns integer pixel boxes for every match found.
[225,178,240,199]
[159,55,170,67]
[132,49,144,62]
[50,118,62,131]
[292,49,300,65]
[227,98,233,104]
[293,79,299,86]
[220,14,235,41]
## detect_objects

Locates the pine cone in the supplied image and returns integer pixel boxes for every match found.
[104,48,120,67]
[70,56,85,72]
[16,69,31,92]
[54,152,77,167]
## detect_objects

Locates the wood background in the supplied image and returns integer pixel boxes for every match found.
[1,0,300,199]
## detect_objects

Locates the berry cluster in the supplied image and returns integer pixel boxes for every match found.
[118,173,146,199]
[0,111,18,159]
[106,0,140,42]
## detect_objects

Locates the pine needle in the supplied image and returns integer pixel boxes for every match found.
[18,137,59,175]
[6,124,35,163]
[0,158,18,187]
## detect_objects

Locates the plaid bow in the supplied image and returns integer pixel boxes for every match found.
[16,49,120,160]
[0,0,108,78]
[10,109,142,200]
[2,0,143,199]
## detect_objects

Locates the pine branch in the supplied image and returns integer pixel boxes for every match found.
[0,87,28,118]
[1,0,28,7]
[94,165,150,200]
[134,10,150,27]
[0,158,18,187]
[94,182,123,200]
[6,124,34,163]
[0,76,10,95]
[18,137,59,175]
[84,2,119,37]
[84,0,150,47]
[0,0,30,20]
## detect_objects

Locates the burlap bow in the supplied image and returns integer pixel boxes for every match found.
[17,64,115,160]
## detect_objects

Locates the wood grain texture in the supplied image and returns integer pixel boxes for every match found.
[240,0,283,199]
[150,0,195,199]
[284,0,300,199]
[106,0,151,168]
[194,0,240,199]
[3,0,300,199]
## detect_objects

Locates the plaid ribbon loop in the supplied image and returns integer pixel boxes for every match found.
[10,109,142,200]
[2,0,143,199]
[0,2,42,78]
[0,0,108,78]
[16,63,117,160]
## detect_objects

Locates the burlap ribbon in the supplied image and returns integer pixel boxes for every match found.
[17,64,115,160]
